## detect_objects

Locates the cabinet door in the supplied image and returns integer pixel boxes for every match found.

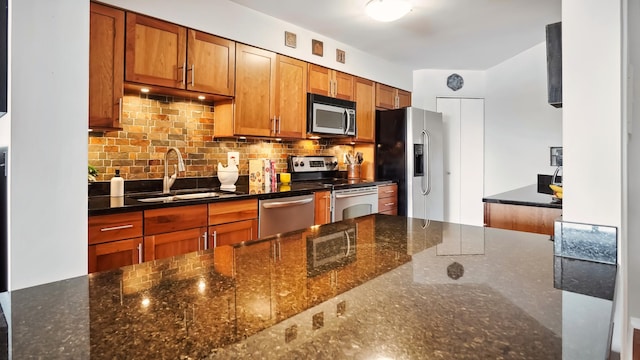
[88,237,143,273]
[186,30,235,96]
[234,43,276,137]
[307,64,331,97]
[397,89,412,108]
[354,77,375,142]
[209,219,257,248]
[314,190,331,225]
[334,71,354,101]
[89,3,124,130]
[272,236,307,321]
[125,13,187,88]
[375,83,396,109]
[144,227,207,261]
[274,55,307,138]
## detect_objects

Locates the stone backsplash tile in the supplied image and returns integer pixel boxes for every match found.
[89,94,354,181]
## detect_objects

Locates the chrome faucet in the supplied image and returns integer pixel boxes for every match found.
[163,147,186,194]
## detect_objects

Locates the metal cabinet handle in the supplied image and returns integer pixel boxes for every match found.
[100,224,133,232]
[118,97,123,123]
[137,243,142,264]
[277,116,281,134]
[213,230,217,248]
[190,64,195,86]
[202,231,208,250]
[385,202,395,206]
[385,190,394,193]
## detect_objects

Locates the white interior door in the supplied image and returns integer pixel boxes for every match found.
[460,99,484,226]
[436,97,485,226]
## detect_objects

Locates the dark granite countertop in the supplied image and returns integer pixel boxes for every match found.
[89,179,392,216]
[483,184,562,209]
[1,215,615,359]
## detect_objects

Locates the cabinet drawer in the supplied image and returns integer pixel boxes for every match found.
[378,198,398,213]
[89,212,143,245]
[144,204,207,235]
[208,199,258,225]
[378,184,398,199]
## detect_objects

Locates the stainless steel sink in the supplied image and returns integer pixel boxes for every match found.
[136,192,221,202]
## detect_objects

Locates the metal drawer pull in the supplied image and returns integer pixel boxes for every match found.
[262,198,313,209]
[334,191,378,199]
[100,224,134,232]
[385,190,394,193]
[385,202,395,206]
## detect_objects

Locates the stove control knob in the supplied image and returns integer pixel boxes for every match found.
[294,162,299,167]
[332,161,338,167]
[299,161,305,167]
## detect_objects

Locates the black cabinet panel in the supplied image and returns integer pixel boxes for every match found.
[546,22,562,108]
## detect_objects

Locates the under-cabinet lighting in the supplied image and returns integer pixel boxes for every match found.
[275,138,282,141]
[140,87,150,93]
[308,136,321,140]
[198,95,206,100]
[239,136,246,140]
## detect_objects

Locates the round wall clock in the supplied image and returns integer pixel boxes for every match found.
[447,73,464,91]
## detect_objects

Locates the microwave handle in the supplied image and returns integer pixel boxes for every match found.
[344,109,353,135]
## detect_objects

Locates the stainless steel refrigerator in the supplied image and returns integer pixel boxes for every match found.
[376,107,444,220]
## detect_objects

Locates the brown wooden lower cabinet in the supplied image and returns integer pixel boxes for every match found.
[378,183,398,215]
[144,227,207,262]
[208,219,257,248]
[484,202,562,236]
[314,190,331,225]
[88,237,143,273]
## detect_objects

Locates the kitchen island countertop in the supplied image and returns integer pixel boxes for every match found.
[483,184,562,209]
[1,214,615,359]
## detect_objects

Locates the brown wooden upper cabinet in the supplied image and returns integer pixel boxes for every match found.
[308,64,354,101]
[233,44,306,139]
[125,13,235,97]
[354,77,375,143]
[89,3,124,130]
[375,83,412,109]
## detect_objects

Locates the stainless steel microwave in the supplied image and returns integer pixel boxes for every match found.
[307,93,356,136]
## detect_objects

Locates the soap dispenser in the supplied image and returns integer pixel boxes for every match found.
[110,169,124,197]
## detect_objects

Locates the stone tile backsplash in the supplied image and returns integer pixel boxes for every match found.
[88,94,354,181]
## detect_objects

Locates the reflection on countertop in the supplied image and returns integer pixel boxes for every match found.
[2,215,616,359]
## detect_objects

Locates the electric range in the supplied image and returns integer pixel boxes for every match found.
[288,156,379,221]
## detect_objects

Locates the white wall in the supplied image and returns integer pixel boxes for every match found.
[562,0,625,355]
[626,0,640,330]
[9,0,88,290]
[484,43,563,196]
[412,69,486,111]
[100,0,413,91]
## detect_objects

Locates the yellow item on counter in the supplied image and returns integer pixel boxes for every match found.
[549,184,563,199]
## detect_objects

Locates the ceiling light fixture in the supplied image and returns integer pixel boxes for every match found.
[365,0,412,22]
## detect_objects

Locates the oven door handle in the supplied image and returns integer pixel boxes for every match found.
[334,190,378,199]
[262,198,313,209]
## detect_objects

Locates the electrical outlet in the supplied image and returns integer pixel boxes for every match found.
[227,152,240,166]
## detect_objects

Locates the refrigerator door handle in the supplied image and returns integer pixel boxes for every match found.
[421,130,432,196]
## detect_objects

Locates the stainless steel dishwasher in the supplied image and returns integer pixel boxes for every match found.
[258,194,315,238]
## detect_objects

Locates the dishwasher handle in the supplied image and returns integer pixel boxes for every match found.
[334,190,378,199]
[262,197,313,209]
